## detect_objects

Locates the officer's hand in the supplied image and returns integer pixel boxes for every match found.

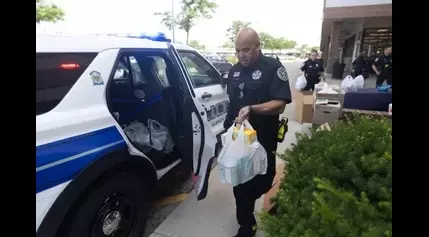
[376,71,381,76]
[236,106,251,124]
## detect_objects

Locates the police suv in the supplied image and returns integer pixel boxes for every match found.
[36,33,229,237]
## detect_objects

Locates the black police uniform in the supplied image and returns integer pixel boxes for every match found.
[373,54,392,86]
[300,59,324,91]
[352,55,368,78]
[224,55,292,237]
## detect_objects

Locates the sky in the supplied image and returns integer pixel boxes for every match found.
[37,0,325,48]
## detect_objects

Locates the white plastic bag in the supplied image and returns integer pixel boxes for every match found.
[147,119,169,151]
[124,121,151,149]
[218,120,267,186]
[314,82,328,92]
[352,75,365,89]
[340,75,357,92]
[295,75,307,91]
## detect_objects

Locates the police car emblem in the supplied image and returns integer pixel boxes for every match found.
[277,67,288,81]
[252,70,262,80]
[90,71,104,85]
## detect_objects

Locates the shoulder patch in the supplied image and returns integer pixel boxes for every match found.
[277,67,288,82]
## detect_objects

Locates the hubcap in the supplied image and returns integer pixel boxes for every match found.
[102,211,122,235]
[91,195,137,237]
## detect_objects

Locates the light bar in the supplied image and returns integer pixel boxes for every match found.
[126,32,171,42]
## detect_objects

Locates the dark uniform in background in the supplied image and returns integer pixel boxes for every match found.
[373,54,392,86]
[352,53,368,78]
[224,54,292,237]
[300,59,324,91]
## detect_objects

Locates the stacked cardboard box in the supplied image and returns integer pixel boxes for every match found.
[312,87,345,125]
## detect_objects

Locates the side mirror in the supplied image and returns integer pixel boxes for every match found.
[220,72,228,88]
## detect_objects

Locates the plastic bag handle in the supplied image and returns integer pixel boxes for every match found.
[242,120,254,130]
[148,119,162,131]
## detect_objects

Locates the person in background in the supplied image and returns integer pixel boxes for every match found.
[224,27,292,237]
[317,51,324,68]
[372,46,392,87]
[351,52,368,79]
[300,49,324,91]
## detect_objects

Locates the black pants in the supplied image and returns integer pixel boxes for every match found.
[376,74,392,87]
[233,132,277,236]
[302,75,320,91]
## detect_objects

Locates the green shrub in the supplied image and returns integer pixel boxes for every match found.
[260,115,392,237]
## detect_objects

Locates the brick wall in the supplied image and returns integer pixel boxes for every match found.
[324,4,392,19]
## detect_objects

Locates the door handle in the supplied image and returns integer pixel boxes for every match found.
[201,92,212,99]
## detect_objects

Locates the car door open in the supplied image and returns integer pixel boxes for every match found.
[167,45,218,201]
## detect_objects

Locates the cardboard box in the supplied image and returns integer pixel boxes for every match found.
[313,101,342,125]
[316,91,345,106]
[262,161,285,212]
[295,91,314,124]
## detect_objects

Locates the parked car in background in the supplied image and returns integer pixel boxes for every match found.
[204,53,233,75]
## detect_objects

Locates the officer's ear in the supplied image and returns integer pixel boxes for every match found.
[220,72,228,88]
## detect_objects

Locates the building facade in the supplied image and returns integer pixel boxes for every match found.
[320,0,392,74]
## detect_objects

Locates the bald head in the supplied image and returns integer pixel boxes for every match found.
[235,27,261,67]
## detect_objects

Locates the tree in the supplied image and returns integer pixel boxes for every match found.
[178,0,218,45]
[153,11,175,31]
[154,0,217,45]
[221,42,234,48]
[189,40,206,51]
[226,20,251,43]
[36,0,65,24]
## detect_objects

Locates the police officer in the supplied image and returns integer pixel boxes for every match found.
[300,49,324,91]
[224,27,292,237]
[352,52,368,78]
[372,46,392,87]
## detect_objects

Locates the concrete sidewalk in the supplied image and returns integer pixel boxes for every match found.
[149,70,377,237]
[149,119,309,237]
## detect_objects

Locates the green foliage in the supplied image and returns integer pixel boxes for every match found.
[259,32,297,50]
[260,115,392,237]
[226,20,252,43]
[155,0,217,44]
[189,40,206,51]
[298,44,320,55]
[36,0,65,23]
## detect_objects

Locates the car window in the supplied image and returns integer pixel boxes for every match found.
[113,56,147,86]
[178,51,220,88]
[36,52,97,116]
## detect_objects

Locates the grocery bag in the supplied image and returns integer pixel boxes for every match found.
[352,75,365,89]
[295,75,307,91]
[124,121,151,148]
[340,75,357,92]
[147,119,169,151]
[218,120,267,186]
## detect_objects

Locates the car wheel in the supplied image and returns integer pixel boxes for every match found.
[58,172,149,237]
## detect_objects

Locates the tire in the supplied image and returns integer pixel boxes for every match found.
[58,172,150,237]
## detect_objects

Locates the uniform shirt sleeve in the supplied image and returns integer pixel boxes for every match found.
[373,56,381,68]
[226,69,235,96]
[269,65,292,104]
[300,62,306,72]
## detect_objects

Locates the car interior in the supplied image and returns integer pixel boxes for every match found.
[107,53,186,169]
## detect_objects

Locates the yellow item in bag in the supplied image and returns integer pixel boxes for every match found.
[232,126,257,144]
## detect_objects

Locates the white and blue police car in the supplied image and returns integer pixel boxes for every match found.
[36,32,229,237]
